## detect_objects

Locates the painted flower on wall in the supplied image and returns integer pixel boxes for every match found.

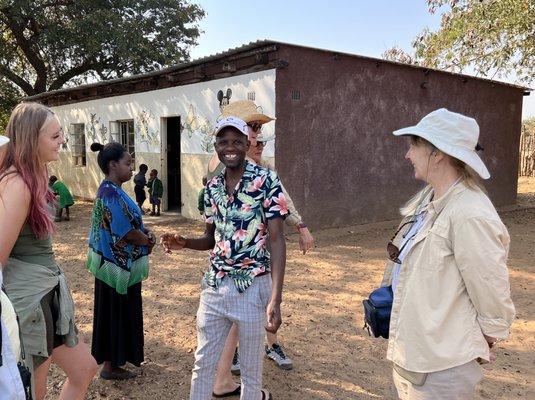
[181,104,214,153]
[136,110,160,148]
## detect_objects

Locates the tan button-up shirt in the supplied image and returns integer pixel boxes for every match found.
[382,181,515,373]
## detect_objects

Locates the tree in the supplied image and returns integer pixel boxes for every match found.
[383,0,534,84]
[0,75,19,132]
[0,0,205,97]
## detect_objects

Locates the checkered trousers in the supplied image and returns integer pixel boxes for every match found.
[189,274,272,400]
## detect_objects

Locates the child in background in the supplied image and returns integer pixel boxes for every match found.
[147,169,163,216]
[197,176,207,216]
[49,175,75,221]
[134,164,148,213]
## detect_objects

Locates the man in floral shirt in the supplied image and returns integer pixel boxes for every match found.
[161,116,287,400]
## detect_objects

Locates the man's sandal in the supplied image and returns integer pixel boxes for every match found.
[212,385,241,398]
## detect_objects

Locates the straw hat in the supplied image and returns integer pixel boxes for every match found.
[221,100,274,124]
[393,108,490,179]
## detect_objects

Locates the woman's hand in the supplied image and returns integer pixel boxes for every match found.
[160,233,186,254]
[297,226,314,255]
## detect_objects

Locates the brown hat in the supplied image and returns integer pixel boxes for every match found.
[221,100,274,124]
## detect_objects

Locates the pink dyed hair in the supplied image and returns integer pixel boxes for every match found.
[0,102,56,238]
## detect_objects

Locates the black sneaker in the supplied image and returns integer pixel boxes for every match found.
[265,343,293,370]
[231,347,241,375]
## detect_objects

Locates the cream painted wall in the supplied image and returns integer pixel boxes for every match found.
[49,70,276,220]
[181,153,212,220]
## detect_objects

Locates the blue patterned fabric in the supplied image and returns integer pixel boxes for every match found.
[87,180,149,294]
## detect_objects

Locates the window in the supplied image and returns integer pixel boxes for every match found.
[70,123,86,166]
[247,91,256,101]
[119,120,135,161]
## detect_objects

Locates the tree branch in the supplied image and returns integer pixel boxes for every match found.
[48,59,102,91]
[2,10,48,92]
[0,64,35,95]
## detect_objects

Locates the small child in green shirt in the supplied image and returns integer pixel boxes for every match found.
[49,175,75,221]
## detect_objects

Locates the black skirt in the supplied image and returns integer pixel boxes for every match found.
[91,278,144,367]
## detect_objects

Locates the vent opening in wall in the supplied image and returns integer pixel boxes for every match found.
[291,90,300,101]
[247,91,256,101]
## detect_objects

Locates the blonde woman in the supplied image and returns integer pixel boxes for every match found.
[0,103,97,399]
[384,109,515,399]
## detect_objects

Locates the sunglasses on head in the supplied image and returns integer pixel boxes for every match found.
[248,122,262,133]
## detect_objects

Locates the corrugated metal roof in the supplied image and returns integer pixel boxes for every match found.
[27,40,279,100]
[27,39,530,101]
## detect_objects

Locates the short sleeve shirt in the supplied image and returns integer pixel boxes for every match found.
[204,161,288,292]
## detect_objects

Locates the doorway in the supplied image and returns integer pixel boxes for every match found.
[166,117,181,210]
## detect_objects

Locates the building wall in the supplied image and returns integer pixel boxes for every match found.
[49,70,276,219]
[274,45,524,229]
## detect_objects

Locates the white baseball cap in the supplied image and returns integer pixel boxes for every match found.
[393,108,490,179]
[0,135,9,148]
[214,116,248,137]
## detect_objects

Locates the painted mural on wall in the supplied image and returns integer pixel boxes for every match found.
[136,110,160,152]
[87,113,108,143]
[179,86,275,157]
[181,104,214,153]
[52,69,276,157]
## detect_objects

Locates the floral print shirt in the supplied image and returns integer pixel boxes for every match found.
[204,161,288,292]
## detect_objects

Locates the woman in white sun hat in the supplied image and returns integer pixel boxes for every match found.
[382,108,515,399]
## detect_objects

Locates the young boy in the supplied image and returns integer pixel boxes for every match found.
[197,176,208,216]
[147,169,163,216]
[134,164,148,213]
[49,175,75,222]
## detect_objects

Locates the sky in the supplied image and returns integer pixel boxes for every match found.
[189,0,534,119]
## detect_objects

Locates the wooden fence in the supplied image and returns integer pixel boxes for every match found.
[519,123,535,177]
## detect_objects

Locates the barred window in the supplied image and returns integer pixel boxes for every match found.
[70,123,86,166]
[119,120,135,162]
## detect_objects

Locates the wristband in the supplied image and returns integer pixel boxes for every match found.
[296,222,307,231]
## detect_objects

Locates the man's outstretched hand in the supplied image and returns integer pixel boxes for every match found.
[160,233,186,254]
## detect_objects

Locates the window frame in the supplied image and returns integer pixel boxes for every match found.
[70,123,86,167]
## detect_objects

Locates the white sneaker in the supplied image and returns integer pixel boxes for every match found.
[265,343,293,370]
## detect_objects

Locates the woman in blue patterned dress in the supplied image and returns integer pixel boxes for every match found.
[87,142,156,380]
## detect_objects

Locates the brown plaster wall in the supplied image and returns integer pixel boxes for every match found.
[274,45,524,230]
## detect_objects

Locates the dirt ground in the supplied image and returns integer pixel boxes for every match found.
[45,179,535,399]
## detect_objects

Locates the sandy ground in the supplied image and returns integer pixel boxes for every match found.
[44,179,535,399]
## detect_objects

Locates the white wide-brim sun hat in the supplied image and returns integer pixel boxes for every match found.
[0,135,9,148]
[393,108,490,180]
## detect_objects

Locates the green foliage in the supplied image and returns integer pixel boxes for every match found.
[383,0,534,84]
[0,0,205,96]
